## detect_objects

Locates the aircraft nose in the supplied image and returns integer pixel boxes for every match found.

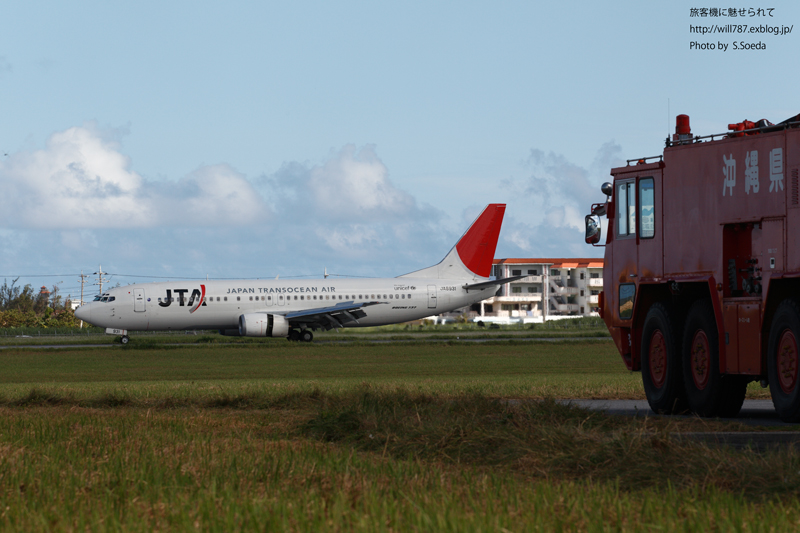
[74,304,91,322]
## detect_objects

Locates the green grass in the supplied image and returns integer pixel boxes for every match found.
[0,340,792,531]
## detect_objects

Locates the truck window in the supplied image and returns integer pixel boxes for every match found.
[639,178,655,239]
[616,181,636,237]
[619,284,635,319]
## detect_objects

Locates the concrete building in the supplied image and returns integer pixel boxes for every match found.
[475,258,604,322]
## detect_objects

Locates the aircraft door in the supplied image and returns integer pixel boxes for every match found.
[427,285,437,309]
[133,288,146,312]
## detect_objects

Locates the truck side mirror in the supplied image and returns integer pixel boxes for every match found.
[585,215,601,244]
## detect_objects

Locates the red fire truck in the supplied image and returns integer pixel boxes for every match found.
[585,113,800,421]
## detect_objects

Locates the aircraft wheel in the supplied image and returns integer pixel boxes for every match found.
[120,335,130,345]
[767,299,800,422]
[301,330,314,343]
[682,299,731,417]
[641,302,687,414]
[288,329,301,342]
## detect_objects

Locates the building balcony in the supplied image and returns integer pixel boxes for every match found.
[588,295,600,304]
[588,278,603,287]
[490,294,543,303]
[553,303,580,313]
[512,275,542,283]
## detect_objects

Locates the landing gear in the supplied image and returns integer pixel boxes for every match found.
[287,329,314,342]
[641,303,687,414]
[768,299,800,422]
[682,299,746,418]
[120,335,130,345]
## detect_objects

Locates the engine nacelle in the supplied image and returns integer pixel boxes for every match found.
[238,313,290,337]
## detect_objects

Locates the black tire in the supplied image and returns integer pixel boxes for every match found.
[121,335,129,345]
[682,299,733,417]
[717,375,749,418]
[301,330,314,343]
[288,329,301,342]
[641,302,687,414]
[767,299,800,422]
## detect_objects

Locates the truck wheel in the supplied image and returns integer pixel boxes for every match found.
[682,299,728,417]
[767,299,800,422]
[717,375,749,418]
[641,303,687,414]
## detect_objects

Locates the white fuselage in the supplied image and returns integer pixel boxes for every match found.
[79,277,495,331]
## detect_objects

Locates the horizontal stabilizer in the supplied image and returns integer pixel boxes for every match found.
[462,275,527,292]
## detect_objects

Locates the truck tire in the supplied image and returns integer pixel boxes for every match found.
[767,299,800,422]
[682,299,731,417]
[641,303,687,414]
[717,375,749,418]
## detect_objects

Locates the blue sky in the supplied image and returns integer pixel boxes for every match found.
[1,1,798,300]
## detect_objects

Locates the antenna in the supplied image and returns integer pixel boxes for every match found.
[668,98,671,136]
[324,267,328,279]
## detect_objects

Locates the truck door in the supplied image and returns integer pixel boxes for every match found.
[637,171,664,279]
[133,288,146,312]
[612,178,639,324]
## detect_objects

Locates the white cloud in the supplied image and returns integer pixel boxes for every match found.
[493,142,623,259]
[0,124,269,230]
[264,144,444,261]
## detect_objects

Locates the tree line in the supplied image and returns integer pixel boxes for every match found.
[0,278,83,328]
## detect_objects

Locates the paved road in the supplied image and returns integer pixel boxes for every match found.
[563,399,793,427]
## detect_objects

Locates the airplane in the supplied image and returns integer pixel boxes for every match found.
[75,203,524,343]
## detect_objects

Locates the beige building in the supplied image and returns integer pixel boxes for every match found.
[474,258,604,322]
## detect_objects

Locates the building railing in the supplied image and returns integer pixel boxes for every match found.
[487,294,543,303]
[588,278,603,287]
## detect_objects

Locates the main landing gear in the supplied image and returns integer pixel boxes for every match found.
[120,335,130,344]
[288,329,314,343]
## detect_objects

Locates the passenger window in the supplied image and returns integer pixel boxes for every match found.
[639,178,655,239]
[237,297,241,301]
[224,297,227,302]
[249,296,253,301]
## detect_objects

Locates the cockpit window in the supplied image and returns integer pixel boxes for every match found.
[107,297,115,302]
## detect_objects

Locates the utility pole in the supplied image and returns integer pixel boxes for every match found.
[78,270,89,328]
[93,265,109,296]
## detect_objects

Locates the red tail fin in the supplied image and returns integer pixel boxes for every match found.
[455,204,506,278]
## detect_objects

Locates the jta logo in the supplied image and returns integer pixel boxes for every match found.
[159,285,207,313]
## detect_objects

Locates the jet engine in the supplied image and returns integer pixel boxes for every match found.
[238,313,290,337]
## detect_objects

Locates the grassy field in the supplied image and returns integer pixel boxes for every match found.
[0,340,796,531]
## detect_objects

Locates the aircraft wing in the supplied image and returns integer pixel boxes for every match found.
[284,300,384,330]
[462,275,528,292]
